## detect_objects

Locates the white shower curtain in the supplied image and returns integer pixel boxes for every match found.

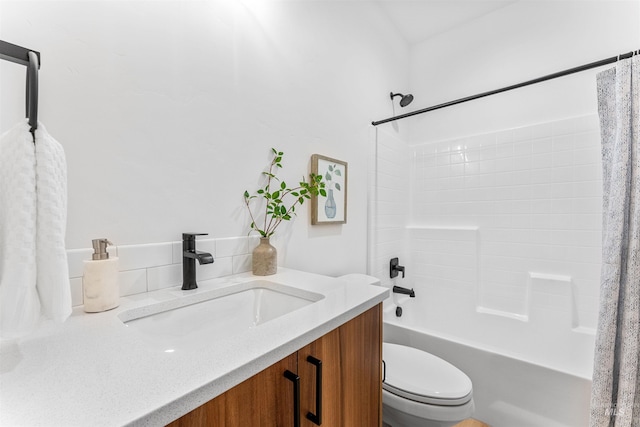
[590,54,639,427]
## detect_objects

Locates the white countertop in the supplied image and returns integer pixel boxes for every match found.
[0,269,388,426]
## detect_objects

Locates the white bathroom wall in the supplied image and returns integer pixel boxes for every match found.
[405,0,639,143]
[0,0,409,277]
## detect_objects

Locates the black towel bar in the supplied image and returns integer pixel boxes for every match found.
[0,40,41,135]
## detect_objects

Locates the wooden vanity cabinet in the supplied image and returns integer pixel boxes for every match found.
[167,304,382,427]
[298,304,382,426]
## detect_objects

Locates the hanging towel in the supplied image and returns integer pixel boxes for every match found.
[34,122,71,324]
[0,119,71,339]
[0,120,40,338]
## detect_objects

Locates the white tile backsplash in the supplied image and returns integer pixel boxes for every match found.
[66,248,93,278]
[233,254,252,274]
[118,269,148,296]
[67,236,255,305]
[146,263,183,292]
[196,257,233,281]
[216,237,249,258]
[69,277,83,307]
[116,242,173,271]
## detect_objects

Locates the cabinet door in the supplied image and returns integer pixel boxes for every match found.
[299,304,382,427]
[339,304,382,427]
[168,352,298,427]
[299,326,341,426]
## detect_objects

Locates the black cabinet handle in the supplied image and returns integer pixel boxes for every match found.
[284,370,300,427]
[306,356,322,425]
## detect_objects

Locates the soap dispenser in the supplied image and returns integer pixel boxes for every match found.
[82,238,119,313]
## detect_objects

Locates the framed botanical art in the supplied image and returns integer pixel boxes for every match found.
[311,154,347,225]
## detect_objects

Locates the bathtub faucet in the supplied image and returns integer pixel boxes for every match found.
[390,257,405,278]
[393,285,415,298]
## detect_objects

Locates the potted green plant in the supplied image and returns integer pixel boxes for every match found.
[243,148,324,275]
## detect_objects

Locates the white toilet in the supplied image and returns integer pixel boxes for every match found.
[337,274,475,427]
[382,342,474,427]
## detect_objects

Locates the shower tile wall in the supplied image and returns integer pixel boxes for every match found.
[410,115,602,330]
[370,129,411,290]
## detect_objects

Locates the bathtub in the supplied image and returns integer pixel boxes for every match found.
[383,302,592,427]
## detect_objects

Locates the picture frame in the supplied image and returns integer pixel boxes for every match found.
[311,154,348,225]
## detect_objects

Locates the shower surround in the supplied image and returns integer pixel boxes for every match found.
[371,114,602,378]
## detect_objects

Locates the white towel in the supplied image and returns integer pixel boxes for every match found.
[34,122,71,324]
[0,120,40,338]
[0,120,71,339]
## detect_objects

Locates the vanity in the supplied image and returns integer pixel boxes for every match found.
[0,269,387,426]
[169,305,381,426]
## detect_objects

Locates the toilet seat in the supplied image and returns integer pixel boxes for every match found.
[383,342,473,406]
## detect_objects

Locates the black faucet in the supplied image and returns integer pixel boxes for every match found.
[182,233,214,290]
[393,286,415,298]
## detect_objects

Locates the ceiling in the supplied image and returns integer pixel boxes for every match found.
[375,0,519,45]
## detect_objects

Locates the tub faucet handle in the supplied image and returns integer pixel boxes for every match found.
[390,257,405,279]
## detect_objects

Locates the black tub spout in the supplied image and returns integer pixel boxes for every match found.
[392,285,415,298]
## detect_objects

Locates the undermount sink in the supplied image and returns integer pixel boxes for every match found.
[118,280,324,352]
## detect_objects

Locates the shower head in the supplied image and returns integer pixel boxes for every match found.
[390,92,414,107]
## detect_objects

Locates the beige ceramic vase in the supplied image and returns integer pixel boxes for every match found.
[253,237,277,276]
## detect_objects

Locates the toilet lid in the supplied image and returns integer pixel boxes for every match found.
[382,342,473,406]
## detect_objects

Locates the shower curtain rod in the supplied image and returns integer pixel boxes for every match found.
[371,49,639,126]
